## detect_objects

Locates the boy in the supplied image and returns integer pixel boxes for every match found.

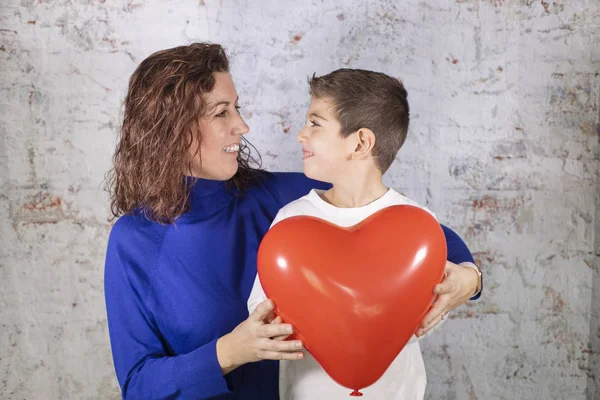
[248,69,451,399]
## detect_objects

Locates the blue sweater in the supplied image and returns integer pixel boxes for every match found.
[104,172,476,400]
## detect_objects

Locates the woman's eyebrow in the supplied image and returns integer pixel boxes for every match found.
[206,96,240,114]
[210,96,240,108]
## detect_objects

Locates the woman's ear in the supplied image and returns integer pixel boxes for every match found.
[352,128,376,160]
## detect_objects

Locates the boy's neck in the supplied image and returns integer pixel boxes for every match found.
[322,167,387,208]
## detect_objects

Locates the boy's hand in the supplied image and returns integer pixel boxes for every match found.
[416,261,479,337]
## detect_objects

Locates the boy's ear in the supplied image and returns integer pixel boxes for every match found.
[352,128,376,160]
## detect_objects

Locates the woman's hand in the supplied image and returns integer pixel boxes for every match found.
[416,261,480,337]
[216,299,303,374]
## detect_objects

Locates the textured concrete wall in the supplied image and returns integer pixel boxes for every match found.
[1,1,598,399]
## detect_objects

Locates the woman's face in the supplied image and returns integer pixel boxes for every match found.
[187,72,249,180]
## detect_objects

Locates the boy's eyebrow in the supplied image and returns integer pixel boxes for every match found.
[308,112,328,121]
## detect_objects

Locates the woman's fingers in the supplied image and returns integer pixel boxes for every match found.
[417,262,476,336]
[258,350,304,361]
[259,321,294,338]
[239,300,305,364]
[261,338,303,352]
[421,293,450,328]
[269,315,292,340]
[417,313,445,336]
[250,299,274,322]
[255,338,304,361]
[434,281,454,296]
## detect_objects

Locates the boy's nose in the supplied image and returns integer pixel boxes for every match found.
[296,127,307,143]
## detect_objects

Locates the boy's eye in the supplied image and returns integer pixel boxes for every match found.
[310,120,320,127]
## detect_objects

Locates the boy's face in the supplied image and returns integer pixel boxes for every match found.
[296,96,357,183]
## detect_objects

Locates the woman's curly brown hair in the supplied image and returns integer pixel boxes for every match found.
[105,43,262,223]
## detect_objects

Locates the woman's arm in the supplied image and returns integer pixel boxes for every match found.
[104,220,237,399]
[105,218,303,399]
[416,224,482,336]
[442,224,483,301]
[266,172,331,207]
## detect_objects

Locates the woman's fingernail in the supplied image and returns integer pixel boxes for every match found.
[296,341,302,349]
[287,327,293,334]
[297,353,304,359]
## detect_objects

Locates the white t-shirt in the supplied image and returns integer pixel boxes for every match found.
[247,188,444,400]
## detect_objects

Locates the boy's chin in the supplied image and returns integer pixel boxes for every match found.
[303,167,327,183]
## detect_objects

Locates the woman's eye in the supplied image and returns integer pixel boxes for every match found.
[310,120,320,127]
[216,110,227,117]
[235,105,241,113]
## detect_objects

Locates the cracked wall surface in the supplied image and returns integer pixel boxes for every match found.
[1,1,599,399]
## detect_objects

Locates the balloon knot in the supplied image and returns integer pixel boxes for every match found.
[350,390,363,396]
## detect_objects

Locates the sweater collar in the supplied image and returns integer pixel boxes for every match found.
[185,176,235,215]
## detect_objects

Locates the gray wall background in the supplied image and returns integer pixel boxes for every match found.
[1,0,598,399]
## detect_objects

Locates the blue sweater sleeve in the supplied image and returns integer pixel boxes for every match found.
[441,224,482,300]
[265,172,331,207]
[104,217,235,399]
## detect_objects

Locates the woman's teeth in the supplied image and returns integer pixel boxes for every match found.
[223,144,240,153]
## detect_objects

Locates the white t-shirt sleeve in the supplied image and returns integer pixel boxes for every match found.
[247,208,290,315]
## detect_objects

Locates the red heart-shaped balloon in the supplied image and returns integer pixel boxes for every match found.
[257,205,447,394]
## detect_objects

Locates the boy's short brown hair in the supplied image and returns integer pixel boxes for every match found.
[308,69,409,173]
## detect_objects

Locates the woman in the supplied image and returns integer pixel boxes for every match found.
[104,43,482,399]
